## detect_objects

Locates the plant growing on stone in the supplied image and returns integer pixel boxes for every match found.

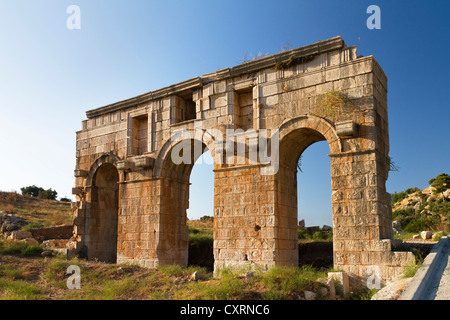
[239,51,268,65]
[275,55,294,71]
[386,156,399,172]
[315,90,353,120]
[297,155,303,173]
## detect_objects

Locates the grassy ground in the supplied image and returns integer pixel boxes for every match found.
[0,239,345,300]
[0,192,421,300]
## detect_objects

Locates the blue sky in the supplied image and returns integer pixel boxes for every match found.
[0,1,448,226]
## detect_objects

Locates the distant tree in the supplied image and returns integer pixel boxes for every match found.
[37,188,58,200]
[391,191,407,204]
[405,187,420,194]
[392,187,422,204]
[199,215,213,222]
[21,185,42,197]
[428,173,450,196]
[59,197,72,202]
[20,185,58,200]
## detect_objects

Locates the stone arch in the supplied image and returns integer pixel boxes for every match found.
[82,154,121,263]
[85,154,121,187]
[153,128,221,179]
[273,115,340,268]
[86,162,120,263]
[154,130,219,266]
[278,115,342,160]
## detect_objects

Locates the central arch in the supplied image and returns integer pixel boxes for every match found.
[156,133,218,267]
[297,141,334,268]
[276,116,340,268]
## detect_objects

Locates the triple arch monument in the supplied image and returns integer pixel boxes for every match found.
[71,36,414,286]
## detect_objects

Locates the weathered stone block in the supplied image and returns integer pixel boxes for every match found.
[117,160,132,171]
[74,169,88,177]
[336,120,358,138]
[134,156,154,169]
[328,272,350,297]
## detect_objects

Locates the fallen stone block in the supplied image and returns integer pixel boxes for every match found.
[303,290,316,300]
[328,272,349,297]
[21,238,39,246]
[317,277,336,300]
[421,231,432,240]
[371,277,412,300]
[9,230,33,240]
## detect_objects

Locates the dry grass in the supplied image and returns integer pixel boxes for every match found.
[0,191,73,227]
[0,192,342,300]
[0,250,332,300]
[187,218,213,229]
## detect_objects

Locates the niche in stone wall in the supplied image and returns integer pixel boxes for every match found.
[130,114,148,156]
[172,91,196,124]
[236,87,253,130]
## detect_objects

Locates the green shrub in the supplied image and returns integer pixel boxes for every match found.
[403,219,430,233]
[261,265,326,298]
[21,245,43,257]
[22,222,45,231]
[298,229,309,240]
[406,187,421,194]
[188,227,213,245]
[349,288,379,300]
[0,241,43,257]
[298,229,332,241]
[20,185,42,197]
[428,200,450,220]
[403,258,423,278]
[432,231,446,242]
[391,187,421,204]
[392,191,407,204]
[392,208,415,226]
[312,231,331,240]
[0,241,28,255]
[0,278,42,299]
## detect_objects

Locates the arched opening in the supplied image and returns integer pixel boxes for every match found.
[88,163,119,263]
[297,142,332,228]
[296,141,334,269]
[277,125,334,268]
[158,138,215,267]
[187,150,214,271]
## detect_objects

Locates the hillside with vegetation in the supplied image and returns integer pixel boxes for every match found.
[391,173,450,240]
[0,190,73,229]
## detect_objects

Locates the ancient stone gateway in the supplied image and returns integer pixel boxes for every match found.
[72,36,414,286]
